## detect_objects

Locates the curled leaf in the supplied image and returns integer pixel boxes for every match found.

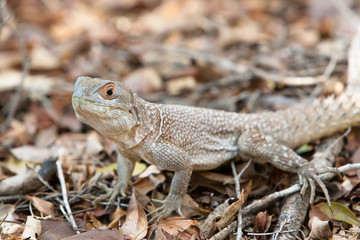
[308,216,333,240]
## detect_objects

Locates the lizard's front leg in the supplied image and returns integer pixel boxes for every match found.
[147,143,192,223]
[94,148,136,205]
[237,129,335,205]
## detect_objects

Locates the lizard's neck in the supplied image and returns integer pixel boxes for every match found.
[114,95,162,151]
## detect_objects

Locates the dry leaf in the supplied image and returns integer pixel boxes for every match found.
[254,211,271,233]
[0,70,70,100]
[119,191,148,239]
[216,193,245,229]
[150,228,167,240]
[158,217,199,236]
[29,196,55,218]
[0,166,41,195]
[108,207,126,229]
[124,67,163,94]
[132,174,165,195]
[10,145,52,163]
[308,216,333,239]
[87,212,106,229]
[40,219,77,239]
[166,76,197,95]
[21,216,42,240]
[30,44,60,70]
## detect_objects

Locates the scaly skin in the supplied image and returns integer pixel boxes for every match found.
[72,76,360,222]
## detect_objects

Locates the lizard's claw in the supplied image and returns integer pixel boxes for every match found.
[298,164,338,212]
[147,197,183,224]
[93,182,127,206]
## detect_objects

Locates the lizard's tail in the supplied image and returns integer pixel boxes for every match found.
[265,93,360,148]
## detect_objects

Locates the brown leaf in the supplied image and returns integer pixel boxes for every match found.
[137,0,205,34]
[309,203,331,221]
[35,127,57,148]
[30,44,61,70]
[254,211,271,233]
[132,174,165,195]
[40,219,77,240]
[149,228,167,240]
[158,217,199,236]
[124,67,163,94]
[119,190,148,239]
[166,76,197,95]
[308,216,333,240]
[29,196,55,218]
[216,193,245,229]
[108,207,126,229]
[0,120,31,147]
[87,212,106,229]
[180,194,201,218]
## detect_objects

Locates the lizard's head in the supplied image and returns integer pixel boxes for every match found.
[72,76,140,137]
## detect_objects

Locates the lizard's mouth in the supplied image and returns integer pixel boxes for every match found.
[72,97,127,111]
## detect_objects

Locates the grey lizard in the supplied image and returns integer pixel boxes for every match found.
[72,76,360,222]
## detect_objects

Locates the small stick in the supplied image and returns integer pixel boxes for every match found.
[56,159,79,234]
[231,162,243,240]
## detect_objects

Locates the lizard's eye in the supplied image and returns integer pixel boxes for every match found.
[101,83,116,99]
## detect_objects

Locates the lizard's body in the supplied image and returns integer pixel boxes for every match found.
[72,77,360,220]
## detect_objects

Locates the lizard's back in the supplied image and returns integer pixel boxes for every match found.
[155,93,360,170]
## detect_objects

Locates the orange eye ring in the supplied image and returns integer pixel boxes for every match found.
[102,83,115,98]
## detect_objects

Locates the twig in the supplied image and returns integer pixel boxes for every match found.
[251,67,324,86]
[0,195,27,202]
[236,159,252,182]
[248,230,297,236]
[59,204,71,224]
[56,159,79,234]
[231,162,242,240]
[337,163,360,173]
[242,184,300,216]
[209,221,237,240]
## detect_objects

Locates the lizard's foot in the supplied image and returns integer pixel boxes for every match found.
[93,182,127,206]
[298,164,338,210]
[147,197,184,224]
